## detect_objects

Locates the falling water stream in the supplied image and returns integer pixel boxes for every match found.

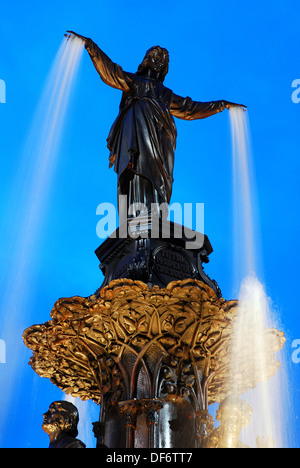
[0,37,86,446]
[228,108,289,448]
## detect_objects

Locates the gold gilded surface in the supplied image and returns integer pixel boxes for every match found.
[23,279,284,405]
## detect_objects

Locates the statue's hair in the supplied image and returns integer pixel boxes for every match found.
[137,46,169,82]
[53,401,79,438]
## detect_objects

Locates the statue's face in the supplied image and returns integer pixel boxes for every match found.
[147,49,167,73]
[221,410,242,433]
[146,47,169,76]
[137,46,169,81]
[42,402,65,435]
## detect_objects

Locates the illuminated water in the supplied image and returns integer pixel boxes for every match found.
[228,108,289,448]
[0,37,85,446]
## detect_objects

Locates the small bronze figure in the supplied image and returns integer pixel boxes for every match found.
[42,401,86,448]
[66,31,246,217]
[204,396,252,448]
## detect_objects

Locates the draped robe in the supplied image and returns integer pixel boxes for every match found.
[86,41,224,215]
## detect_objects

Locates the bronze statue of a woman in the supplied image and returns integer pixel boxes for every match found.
[67,31,245,217]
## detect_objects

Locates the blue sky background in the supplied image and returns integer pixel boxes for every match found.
[0,0,299,448]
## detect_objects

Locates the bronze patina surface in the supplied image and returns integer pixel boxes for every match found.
[65,31,245,216]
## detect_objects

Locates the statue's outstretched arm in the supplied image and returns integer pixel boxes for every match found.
[171,93,246,120]
[66,31,133,93]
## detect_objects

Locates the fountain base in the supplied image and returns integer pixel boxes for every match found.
[23,277,284,448]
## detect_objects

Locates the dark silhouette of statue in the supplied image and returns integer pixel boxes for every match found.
[67,31,245,217]
[42,401,86,448]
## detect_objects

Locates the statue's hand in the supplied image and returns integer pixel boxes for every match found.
[65,31,91,48]
[220,100,247,111]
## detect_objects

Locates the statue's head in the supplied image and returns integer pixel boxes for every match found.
[216,396,252,431]
[42,401,79,438]
[137,46,169,82]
